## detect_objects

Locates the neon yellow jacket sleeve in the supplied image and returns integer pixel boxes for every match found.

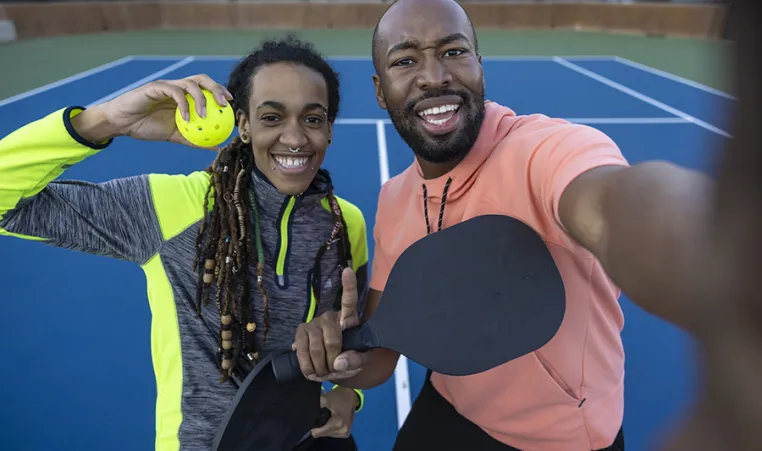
[0,106,165,263]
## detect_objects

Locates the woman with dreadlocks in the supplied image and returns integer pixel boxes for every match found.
[0,36,369,450]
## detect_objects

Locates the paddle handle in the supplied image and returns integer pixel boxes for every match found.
[272,323,378,383]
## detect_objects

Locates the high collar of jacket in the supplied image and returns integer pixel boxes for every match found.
[250,164,332,212]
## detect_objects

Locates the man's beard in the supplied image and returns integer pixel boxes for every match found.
[388,83,486,165]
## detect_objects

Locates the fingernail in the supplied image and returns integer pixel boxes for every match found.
[201,106,206,118]
[335,358,348,371]
[183,111,190,122]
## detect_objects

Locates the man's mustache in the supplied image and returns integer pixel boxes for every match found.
[405,89,472,114]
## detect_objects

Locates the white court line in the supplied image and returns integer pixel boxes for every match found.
[613,56,736,100]
[565,117,688,125]
[336,117,686,126]
[337,118,390,125]
[0,56,135,108]
[374,119,411,428]
[131,54,618,62]
[86,57,195,107]
[553,57,732,138]
[376,120,391,187]
[393,356,412,430]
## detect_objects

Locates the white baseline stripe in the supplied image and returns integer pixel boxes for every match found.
[337,118,390,125]
[336,117,687,126]
[131,54,618,63]
[613,56,736,100]
[0,56,135,108]
[554,57,732,138]
[374,119,411,428]
[86,57,195,107]
[566,117,688,125]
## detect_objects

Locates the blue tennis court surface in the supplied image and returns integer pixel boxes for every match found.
[0,55,733,451]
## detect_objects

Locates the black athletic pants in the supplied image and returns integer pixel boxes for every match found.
[393,373,625,451]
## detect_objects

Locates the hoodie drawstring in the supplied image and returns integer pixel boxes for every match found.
[422,177,453,235]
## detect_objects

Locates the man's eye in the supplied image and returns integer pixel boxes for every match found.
[444,49,465,57]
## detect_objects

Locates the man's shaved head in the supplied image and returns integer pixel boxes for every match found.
[372,0,478,74]
[370,0,485,175]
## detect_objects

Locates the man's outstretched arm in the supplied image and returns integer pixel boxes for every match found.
[558,160,714,330]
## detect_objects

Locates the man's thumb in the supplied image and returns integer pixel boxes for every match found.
[335,351,366,372]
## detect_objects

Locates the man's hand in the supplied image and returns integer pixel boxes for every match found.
[293,267,369,382]
[310,387,358,439]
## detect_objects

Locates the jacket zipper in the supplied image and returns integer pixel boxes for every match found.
[275,196,297,288]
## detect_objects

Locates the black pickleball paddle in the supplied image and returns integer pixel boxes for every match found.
[214,214,567,451]
[212,352,324,451]
[272,214,566,382]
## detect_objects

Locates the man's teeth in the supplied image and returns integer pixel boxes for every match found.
[275,156,309,169]
[418,104,459,124]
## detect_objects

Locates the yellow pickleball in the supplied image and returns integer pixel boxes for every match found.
[175,89,235,147]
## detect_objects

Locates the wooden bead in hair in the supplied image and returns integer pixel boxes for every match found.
[203,259,215,284]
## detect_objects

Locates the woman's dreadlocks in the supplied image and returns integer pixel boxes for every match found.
[190,35,351,381]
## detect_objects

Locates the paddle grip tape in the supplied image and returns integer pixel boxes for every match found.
[272,325,377,383]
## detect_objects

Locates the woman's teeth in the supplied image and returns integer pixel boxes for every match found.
[275,155,309,169]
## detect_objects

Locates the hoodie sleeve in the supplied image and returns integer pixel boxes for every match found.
[527,121,629,247]
[0,106,165,265]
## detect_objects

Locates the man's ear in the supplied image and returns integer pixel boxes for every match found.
[372,74,388,110]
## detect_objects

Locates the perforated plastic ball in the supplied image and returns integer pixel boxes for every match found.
[175,89,235,147]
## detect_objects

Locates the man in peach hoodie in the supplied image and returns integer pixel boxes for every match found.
[331,1,762,451]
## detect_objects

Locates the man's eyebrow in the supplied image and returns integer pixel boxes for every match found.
[436,33,470,47]
[387,39,420,57]
[387,33,471,57]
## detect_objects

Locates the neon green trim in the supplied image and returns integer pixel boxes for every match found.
[0,107,101,229]
[148,172,214,241]
[320,196,368,271]
[352,388,364,412]
[306,285,317,323]
[142,254,183,451]
[276,196,296,280]
[0,229,47,241]
[330,385,364,413]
